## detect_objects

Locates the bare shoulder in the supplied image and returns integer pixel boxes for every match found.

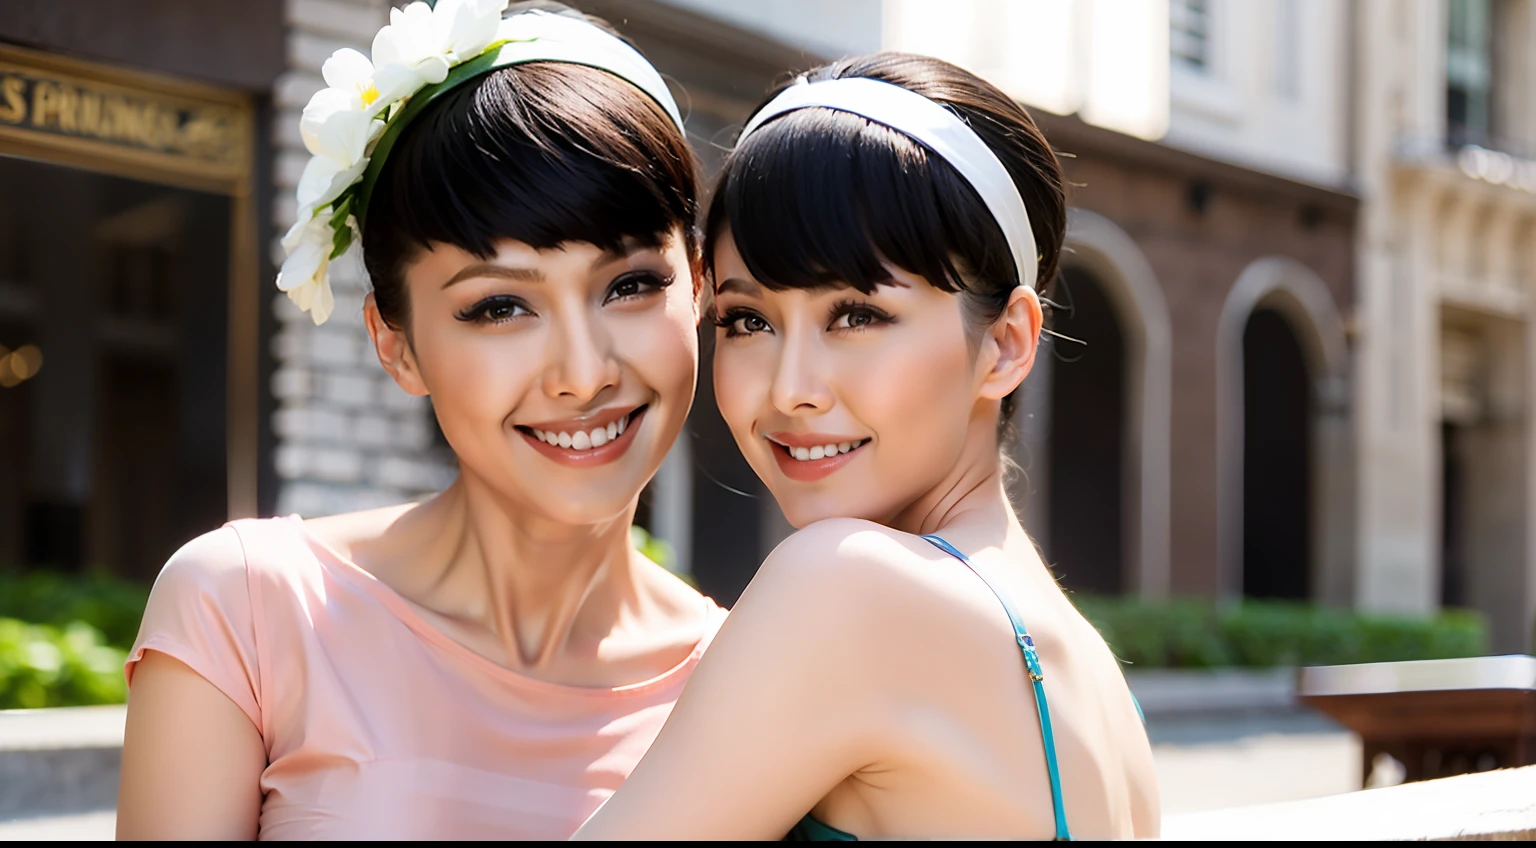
[730,519,987,659]
[753,518,979,606]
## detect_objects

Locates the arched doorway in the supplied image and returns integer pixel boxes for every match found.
[1216,257,1351,604]
[1046,267,1127,595]
[1240,308,1312,600]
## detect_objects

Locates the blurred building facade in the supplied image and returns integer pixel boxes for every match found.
[1,0,1533,652]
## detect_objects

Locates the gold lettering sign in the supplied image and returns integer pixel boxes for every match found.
[0,45,251,192]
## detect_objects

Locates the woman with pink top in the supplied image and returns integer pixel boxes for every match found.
[115,2,721,839]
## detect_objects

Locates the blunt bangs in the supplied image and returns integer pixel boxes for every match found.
[706,106,1017,297]
[362,61,698,321]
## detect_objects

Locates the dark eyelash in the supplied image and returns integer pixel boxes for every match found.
[829,299,894,325]
[455,295,526,323]
[709,306,758,327]
[608,270,675,301]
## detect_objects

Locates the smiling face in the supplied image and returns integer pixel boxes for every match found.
[368,230,698,527]
[711,235,1008,528]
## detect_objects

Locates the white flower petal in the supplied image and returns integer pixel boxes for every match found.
[296,154,366,213]
[439,0,506,58]
[277,238,327,293]
[280,215,317,253]
[322,48,374,93]
[369,63,424,114]
[310,278,336,325]
[414,54,451,85]
[300,88,363,158]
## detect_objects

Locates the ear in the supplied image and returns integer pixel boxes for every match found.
[364,292,429,397]
[978,286,1043,402]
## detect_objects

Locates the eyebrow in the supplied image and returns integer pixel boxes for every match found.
[443,263,543,289]
[713,275,914,296]
[441,245,645,290]
[714,277,760,297]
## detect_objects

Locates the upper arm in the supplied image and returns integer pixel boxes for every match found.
[116,651,267,840]
[116,526,268,839]
[574,522,910,840]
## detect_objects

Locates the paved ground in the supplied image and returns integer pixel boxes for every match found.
[1149,711,1361,814]
[0,711,1361,840]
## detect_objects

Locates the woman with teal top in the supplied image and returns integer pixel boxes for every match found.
[574,52,1159,840]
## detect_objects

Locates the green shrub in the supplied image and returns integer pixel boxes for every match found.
[0,618,128,709]
[1074,594,1488,669]
[0,571,150,649]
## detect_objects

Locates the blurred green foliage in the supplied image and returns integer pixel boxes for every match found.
[0,571,147,709]
[0,571,150,649]
[1074,595,1488,669]
[0,618,128,709]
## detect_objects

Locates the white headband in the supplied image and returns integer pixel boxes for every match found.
[739,77,1038,290]
[493,11,685,134]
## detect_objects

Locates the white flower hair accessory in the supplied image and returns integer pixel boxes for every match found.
[278,2,686,325]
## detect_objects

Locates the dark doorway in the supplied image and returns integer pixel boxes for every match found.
[1440,422,1469,608]
[1241,307,1312,600]
[1046,267,1127,595]
[0,155,229,581]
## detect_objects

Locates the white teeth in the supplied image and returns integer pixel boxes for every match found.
[533,412,637,452]
[781,438,868,461]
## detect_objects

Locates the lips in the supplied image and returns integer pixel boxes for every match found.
[516,405,647,468]
[766,432,870,482]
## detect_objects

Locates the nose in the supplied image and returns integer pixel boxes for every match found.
[768,328,833,416]
[542,308,620,403]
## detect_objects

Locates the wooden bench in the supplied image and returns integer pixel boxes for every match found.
[1297,655,1536,784]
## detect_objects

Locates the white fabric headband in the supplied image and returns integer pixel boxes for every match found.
[739,77,1038,290]
[494,11,685,134]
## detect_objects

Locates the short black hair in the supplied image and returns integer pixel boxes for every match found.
[705,52,1066,420]
[361,4,699,329]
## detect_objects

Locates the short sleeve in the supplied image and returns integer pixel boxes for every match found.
[126,525,262,733]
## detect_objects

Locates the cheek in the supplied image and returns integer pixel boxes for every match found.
[619,290,699,399]
[410,321,538,436]
[711,336,771,436]
[845,326,973,444]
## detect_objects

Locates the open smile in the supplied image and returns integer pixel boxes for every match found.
[766,433,870,482]
[515,405,648,468]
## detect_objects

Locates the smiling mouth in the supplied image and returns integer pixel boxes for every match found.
[771,438,870,462]
[516,405,647,452]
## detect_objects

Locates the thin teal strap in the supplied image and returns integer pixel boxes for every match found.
[920,535,1072,842]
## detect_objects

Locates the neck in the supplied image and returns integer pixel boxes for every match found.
[886,408,1023,551]
[390,471,644,670]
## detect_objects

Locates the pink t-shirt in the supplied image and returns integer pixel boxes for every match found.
[126,516,725,840]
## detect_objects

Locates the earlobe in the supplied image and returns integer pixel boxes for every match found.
[364,293,429,398]
[979,287,1043,401]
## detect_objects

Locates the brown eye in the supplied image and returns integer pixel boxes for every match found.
[734,315,769,335]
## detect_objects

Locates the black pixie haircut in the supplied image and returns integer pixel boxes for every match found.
[706,52,1065,335]
[361,3,699,328]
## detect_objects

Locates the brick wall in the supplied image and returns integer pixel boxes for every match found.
[269,0,456,519]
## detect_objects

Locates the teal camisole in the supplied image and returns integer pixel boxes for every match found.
[785,534,1074,841]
